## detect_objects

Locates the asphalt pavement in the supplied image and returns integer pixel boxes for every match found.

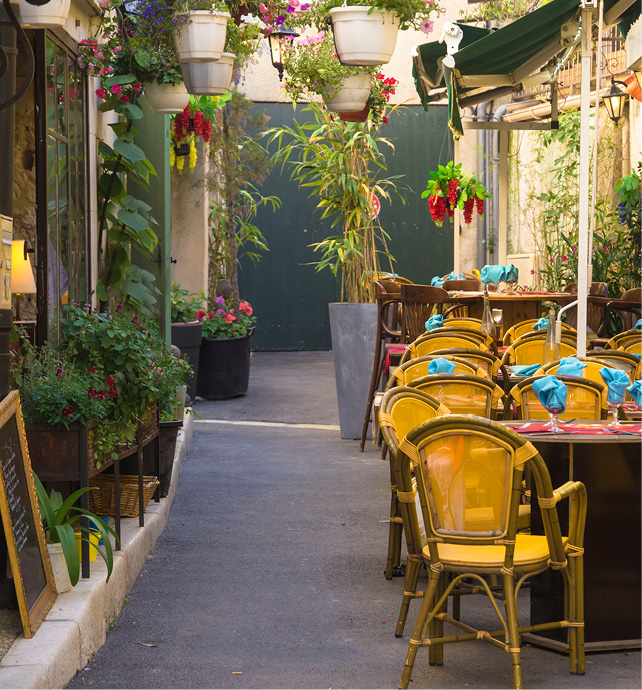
[67,352,640,689]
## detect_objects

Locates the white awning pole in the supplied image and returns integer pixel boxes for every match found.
[454,136,461,275]
[576,4,594,358]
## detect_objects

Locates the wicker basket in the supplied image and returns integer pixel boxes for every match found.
[88,475,159,518]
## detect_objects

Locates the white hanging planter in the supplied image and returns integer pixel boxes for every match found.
[183,53,235,96]
[47,543,71,594]
[18,0,71,28]
[174,10,230,63]
[324,74,372,113]
[329,6,399,66]
[143,82,190,114]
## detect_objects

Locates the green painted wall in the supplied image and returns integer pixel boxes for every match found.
[131,100,171,344]
[238,104,453,351]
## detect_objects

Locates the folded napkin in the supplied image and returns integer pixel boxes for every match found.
[556,357,587,377]
[635,318,642,330]
[532,317,549,330]
[504,264,519,283]
[431,276,445,287]
[480,264,505,285]
[626,380,642,407]
[425,314,444,331]
[428,357,457,374]
[510,363,541,376]
[447,270,464,280]
[599,367,630,404]
[532,375,568,414]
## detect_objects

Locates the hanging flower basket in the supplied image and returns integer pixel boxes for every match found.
[338,105,370,122]
[329,6,399,66]
[174,10,230,63]
[324,73,372,113]
[143,81,190,114]
[182,53,235,96]
[18,0,70,28]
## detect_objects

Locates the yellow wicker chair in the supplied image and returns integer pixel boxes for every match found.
[443,316,483,330]
[501,335,577,367]
[605,328,642,351]
[536,358,615,388]
[508,374,608,421]
[402,333,492,364]
[378,387,450,633]
[584,350,642,381]
[422,326,497,354]
[623,340,642,355]
[386,355,487,390]
[395,415,586,689]
[503,319,576,346]
[407,374,505,420]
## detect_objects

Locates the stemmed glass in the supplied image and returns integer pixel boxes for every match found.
[491,309,503,341]
[545,406,563,433]
[608,397,624,428]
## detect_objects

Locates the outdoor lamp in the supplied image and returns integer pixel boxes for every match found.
[604,77,628,124]
[268,27,299,81]
[11,240,36,321]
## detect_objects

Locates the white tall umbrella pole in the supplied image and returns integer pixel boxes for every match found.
[453,136,461,275]
[576,5,594,357]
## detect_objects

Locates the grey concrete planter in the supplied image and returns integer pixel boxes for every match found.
[329,302,377,439]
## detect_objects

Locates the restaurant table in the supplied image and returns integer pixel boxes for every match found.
[447,291,575,333]
[503,420,641,652]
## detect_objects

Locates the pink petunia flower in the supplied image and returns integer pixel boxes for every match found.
[419,18,434,34]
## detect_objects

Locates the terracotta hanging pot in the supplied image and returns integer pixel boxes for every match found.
[329,6,399,66]
[338,105,370,122]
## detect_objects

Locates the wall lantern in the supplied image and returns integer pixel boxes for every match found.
[268,28,299,81]
[11,240,36,322]
[603,77,628,124]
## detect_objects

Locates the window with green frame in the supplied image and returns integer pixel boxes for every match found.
[35,32,90,344]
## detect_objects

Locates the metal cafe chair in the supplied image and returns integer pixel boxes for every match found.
[378,387,448,596]
[508,375,608,421]
[407,373,505,420]
[399,284,453,344]
[395,415,586,689]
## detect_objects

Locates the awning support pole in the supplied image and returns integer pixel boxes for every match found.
[453,135,460,275]
[576,5,593,357]
[498,129,508,265]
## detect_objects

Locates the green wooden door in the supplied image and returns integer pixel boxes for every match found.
[239,104,452,351]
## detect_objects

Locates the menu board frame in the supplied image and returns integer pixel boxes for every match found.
[0,390,56,638]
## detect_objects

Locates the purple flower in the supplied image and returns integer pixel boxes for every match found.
[215,295,225,304]
[275,15,285,25]
[216,309,225,315]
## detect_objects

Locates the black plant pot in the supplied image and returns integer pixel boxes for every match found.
[170,321,203,402]
[196,329,253,399]
[158,420,182,497]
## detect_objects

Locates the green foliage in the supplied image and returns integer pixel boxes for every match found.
[264,103,405,303]
[33,473,119,586]
[458,0,552,25]
[316,0,443,31]
[170,282,203,323]
[153,346,193,420]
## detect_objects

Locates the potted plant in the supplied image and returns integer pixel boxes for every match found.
[173,0,231,63]
[422,160,491,227]
[199,90,280,398]
[265,102,404,438]
[33,473,118,591]
[18,0,71,28]
[282,33,374,113]
[170,282,204,401]
[317,0,444,66]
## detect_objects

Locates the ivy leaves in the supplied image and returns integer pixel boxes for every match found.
[96,72,159,312]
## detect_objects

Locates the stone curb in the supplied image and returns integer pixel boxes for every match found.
[0,412,195,689]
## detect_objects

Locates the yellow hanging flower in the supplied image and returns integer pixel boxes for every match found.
[189,136,197,169]
[170,144,176,168]
[177,154,184,172]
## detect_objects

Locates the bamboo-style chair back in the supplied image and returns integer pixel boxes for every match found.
[606,328,642,351]
[399,284,452,343]
[606,288,641,331]
[422,326,497,353]
[624,339,642,355]
[443,316,483,330]
[584,350,642,381]
[508,374,607,421]
[537,358,616,387]
[442,278,483,292]
[407,373,505,420]
[563,282,609,336]
[402,333,491,363]
[369,272,414,285]
[501,335,577,366]
[395,415,587,689]
[503,319,576,346]
[429,347,502,378]
[386,355,486,391]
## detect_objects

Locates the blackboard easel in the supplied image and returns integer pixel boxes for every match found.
[0,390,56,637]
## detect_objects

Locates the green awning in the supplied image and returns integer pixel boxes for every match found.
[413,0,641,138]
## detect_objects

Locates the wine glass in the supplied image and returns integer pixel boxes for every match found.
[608,398,624,428]
[545,406,563,432]
[491,309,503,340]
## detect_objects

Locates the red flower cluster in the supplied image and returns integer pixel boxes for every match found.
[173,106,212,143]
[447,179,458,207]
[475,196,485,217]
[239,301,253,316]
[375,73,398,102]
[62,405,74,418]
[88,376,117,401]
[463,197,474,225]
[428,195,446,223]
[88,387,107,400]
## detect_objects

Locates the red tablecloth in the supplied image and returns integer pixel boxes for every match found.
[504,421,642,435]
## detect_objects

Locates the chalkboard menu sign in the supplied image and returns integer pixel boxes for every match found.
[0,391,56,637]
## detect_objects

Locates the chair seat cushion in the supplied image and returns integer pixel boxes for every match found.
[425,534,568,570]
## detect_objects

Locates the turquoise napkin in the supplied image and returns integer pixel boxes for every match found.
[626,380,642,407]
[510,363,541,376]
[447,270,464,280]
[480,265,505,285]
[428,357,456,374]
[532,317,549,330]
[532,375,567,413]
[635,318,642,330]
[599,367,630,404]
[556,357,587,377]
[504,264,519,282]
[425,314,444,331]
[431,276,444,287]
